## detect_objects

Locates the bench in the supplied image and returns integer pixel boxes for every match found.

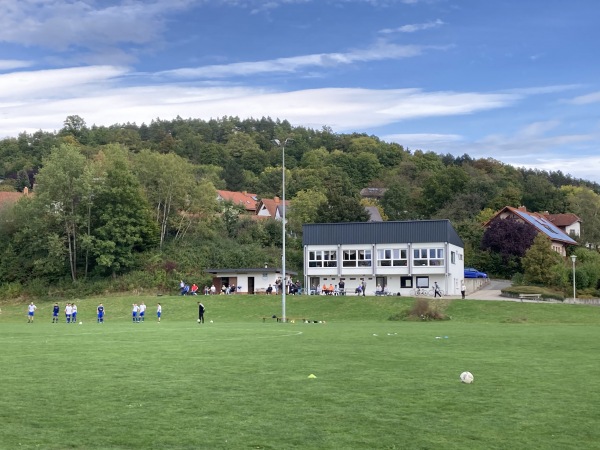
[519,293,542,302]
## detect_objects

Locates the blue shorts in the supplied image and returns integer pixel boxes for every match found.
[53,312,58,317]
[157,312,161,318]
[140,312,145,317]
[28,312,34,316]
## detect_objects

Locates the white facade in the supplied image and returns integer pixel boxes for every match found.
[304,242,464,296]
[203,268,297,294]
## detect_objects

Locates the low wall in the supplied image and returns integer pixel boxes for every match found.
[465,278,490,295]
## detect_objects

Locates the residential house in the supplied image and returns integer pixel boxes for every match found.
[256,196,290,220]
[541,212,581,238]
[360,187,388,200]
[302,220,464,296]
[485,206,578,256]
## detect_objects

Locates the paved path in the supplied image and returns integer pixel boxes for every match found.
[467,279,512,301]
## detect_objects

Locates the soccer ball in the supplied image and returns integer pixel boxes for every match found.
[460,371,474,384]
[197,319,201,323]
[210,320,213,323]
[79,321,82,325]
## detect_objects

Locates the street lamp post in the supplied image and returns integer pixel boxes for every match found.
[571,255,577,300]
[273,138,292,322]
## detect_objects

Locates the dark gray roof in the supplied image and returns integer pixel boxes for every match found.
[302,220,463,247]
[204,267,297,276]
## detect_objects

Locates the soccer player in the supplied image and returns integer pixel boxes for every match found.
[71,303,77,323]
[27,302,37,323]
[139,302,146,322]
[157,303,162,322]
[65,303,73,324]
[97,303,105,323]
[52,303,60,323]
[132,303,139,323]
[197,302,205,324]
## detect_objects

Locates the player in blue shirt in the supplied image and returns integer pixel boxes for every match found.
[52,303,60,323]
[97,303,105,323]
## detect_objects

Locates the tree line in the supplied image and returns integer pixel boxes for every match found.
[1,115,600,298]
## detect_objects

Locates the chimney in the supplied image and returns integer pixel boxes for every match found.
[274,196,280,203]
[517,206,527,211]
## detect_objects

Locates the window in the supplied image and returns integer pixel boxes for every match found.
[343,249,372,267]
[308,250,337,268]
[451,251,456,264]
[400,276,413,288]
[416,276,429,288]
[413,248,444,267]
[377,248,408,267]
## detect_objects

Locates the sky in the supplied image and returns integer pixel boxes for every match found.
[1,0,599,182]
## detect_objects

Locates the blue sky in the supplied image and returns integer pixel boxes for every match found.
[1,0,599,182]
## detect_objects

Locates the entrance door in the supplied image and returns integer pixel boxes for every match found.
[248,277,255,294]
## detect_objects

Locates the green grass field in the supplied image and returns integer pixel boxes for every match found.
[2,294,600,449]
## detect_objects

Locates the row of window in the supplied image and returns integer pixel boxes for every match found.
[308,248,446,268]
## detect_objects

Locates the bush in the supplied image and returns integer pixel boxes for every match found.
[389,298,450,321]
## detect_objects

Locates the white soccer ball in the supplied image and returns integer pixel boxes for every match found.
[210,320,213,323]
[197,319,201,323]
[79,321,82,325]
[460,371,474,384]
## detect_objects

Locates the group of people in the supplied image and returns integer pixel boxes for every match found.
[266,279,302,295]
[25,301,163,323]
[131,302,148,322]
[180,281,200,296]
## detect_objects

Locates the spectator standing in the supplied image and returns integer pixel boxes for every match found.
[27,302,37,323]
[338,280,345,295]
[361,280,367,297]
[461,281,466,299]
[210,285,216,295]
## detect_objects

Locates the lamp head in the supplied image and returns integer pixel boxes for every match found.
[571,255,577,263]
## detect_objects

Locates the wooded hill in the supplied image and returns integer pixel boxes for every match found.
[1,115,599,299]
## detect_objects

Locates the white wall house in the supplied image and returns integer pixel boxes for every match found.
[203,267,297,294]
[302,220,465,296]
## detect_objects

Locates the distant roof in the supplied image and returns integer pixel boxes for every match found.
[258,197,290,218]
[542,213,581,227]
[489,206,578,245]
[303,220,463,248]
[204,267,297,276]
[0,190,29,209]
[360,187,388,198]
[216,190,258,212]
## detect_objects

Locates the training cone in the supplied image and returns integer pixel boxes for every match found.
[308,374,317,379]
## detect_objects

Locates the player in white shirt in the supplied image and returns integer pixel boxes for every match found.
[65,303,73,323]
[139,302,146,322]
[27,302,37,323]
[132,303,139,323]
[71,303,78,324]
[157,303,162,322]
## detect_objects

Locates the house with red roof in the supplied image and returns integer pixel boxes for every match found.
[216,190,259,213]
[256,196,290,220]
[541,212,581,238]
[0,187,30,211]
[485,206,578,256]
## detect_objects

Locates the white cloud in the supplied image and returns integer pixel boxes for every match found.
[0,59,34,70]
[380,19,444,34]
[571,91,600,105]
[0,0,193,51]
[159,40,437,79]
[0,65,520,137]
